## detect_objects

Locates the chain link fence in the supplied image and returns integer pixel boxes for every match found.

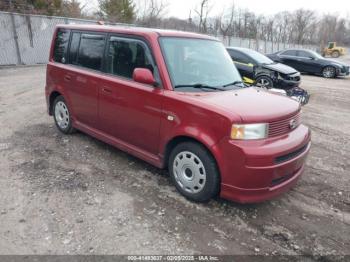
[0,11,318,66]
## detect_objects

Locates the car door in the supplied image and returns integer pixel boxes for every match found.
[228,50,255,79]
[278,50,301,71]
[98,35,163,155]
[65,31,106,128]
[296,50,322,73]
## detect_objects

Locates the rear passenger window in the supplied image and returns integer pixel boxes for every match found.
[106,37,155,79]
[53,29,70,63]
[76,34,105,70]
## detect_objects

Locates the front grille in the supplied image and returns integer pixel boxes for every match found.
[275,143,309,164]
[268,111,301,137]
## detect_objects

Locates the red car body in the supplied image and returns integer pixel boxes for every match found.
[45,25,311,203]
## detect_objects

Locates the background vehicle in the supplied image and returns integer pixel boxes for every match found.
[322,42,347,58]
[227,47,309,105]
[227,47,301,89]
[267,49,350,78]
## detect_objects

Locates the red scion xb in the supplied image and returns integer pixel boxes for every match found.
[45,24,311,203]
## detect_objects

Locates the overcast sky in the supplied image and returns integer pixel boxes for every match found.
[82,0,350,19]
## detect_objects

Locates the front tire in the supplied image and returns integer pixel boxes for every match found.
[168,142,220,202]
[322,66,336,78]
[53,96,75,134]
[331,51,340,58]
[255,76,274,89]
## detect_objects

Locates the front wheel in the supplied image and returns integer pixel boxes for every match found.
[322,66,336,78]
[255,76,274,89]
[168,142,220,202]
[331,51,340,58]
[53,95,75,134]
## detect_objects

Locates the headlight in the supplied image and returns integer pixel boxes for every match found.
[230,123,268,140]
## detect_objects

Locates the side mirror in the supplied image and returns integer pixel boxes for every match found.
[133,68,158,86]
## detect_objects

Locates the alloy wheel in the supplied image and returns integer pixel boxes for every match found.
[322,66,335,78]
[256,77,272,89]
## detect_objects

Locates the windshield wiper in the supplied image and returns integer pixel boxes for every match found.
[174,83,226,91]
[222,81,244,88]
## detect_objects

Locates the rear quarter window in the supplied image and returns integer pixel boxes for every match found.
[53,28,70,63]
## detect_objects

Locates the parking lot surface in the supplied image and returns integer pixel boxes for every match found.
[0,58,349,256]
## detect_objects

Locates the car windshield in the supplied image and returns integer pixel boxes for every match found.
[245,49,274,64]
[159,37,243,91]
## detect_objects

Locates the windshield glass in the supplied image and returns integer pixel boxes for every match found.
[159,37,242,91]
[245,49,274,64]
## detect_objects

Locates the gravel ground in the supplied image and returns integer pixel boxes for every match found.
[0,58,349,258]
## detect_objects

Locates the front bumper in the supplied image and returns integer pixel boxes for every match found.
[274,73,301,89]
[215,124,311,203]
[336,66,350,76]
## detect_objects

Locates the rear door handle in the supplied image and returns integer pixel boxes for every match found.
[64,75,71,81]
[102,87,112,94]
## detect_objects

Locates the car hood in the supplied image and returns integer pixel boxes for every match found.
[185,87,300,123]
[262,63,298,74]
[317,58,348,67]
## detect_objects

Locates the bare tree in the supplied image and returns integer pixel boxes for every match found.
[218,1,235,42]
[292,9,316,44]
[136,0,169,27]
[194,0,212,33]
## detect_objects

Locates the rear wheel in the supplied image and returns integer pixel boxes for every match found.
[53,96,75,134]
[255,76,274,89]
[331,51,340,58]
[322,66,336,78]
[168,142,220,202]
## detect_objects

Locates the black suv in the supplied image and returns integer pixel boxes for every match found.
[227,47,300,89]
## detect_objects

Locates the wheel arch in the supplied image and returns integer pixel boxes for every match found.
[49,91,62,115]
[163,135,220,171]
[163,135,222,196]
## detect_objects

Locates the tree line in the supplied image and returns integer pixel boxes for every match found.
[1,0,350,47]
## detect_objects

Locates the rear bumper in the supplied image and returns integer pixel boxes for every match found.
[215,125,311,203]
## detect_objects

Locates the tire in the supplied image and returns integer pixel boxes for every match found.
[255,76,274,89]
[168,142,220,202]
[53,95,75,134]
[331,51,340,58]
[322,66,336,78]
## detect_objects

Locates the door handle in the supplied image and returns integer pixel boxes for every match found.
[101,87,112,94]
[64,75,71,81]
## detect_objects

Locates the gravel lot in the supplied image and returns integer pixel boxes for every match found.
[0,57,349,258]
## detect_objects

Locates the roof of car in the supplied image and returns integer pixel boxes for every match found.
[279,49,312,52]
[56,24,216,40]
